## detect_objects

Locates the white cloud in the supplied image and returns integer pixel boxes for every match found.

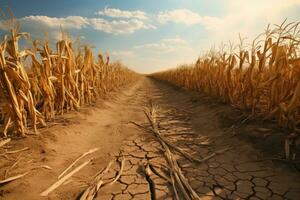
[158,9,202,25]
[1,15,156,35]
[96,8,148,20]
[154,1,300,55]
[88,18,155,34]
[157,9,221,30]
[20,16,89,29]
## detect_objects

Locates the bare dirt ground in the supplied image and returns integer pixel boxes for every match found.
[1,77,300,200]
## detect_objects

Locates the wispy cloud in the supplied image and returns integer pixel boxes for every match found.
[88,18,155,34]
[158,9,202,25]
[96,8,148,20]
[157,9,220,28]
[7,15,156,35]
[20,16,88,29]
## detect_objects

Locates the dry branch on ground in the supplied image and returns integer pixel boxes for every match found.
[79,157,125,200]
[40,160,91,196]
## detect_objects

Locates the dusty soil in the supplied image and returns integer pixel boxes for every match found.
[1,77,300,200]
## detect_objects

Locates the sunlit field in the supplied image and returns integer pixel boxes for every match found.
[0,1,300,200]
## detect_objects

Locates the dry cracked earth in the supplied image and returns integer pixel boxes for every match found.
[1,78,300,200]
[95,78,300,200]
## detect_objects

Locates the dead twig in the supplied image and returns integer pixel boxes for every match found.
[0,139,11,148]
[144,103,200,200]
[131,121,200,162]
[149,163,171,183]
[42,165,52,170]
[143,163,156,200]
[0,147,29,157]
[4,156,22,178]
[102,157,125,187]
[0,172,29,185]
[79,161,113,200]
[79,157,125,200]
[40,160,91,197]
[58,148,99,179]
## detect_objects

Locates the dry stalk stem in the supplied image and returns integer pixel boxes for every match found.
[58,148,99,179]
[79,161,113,200]
[79,157,125,200]
[4,156,22,178]
[0,172,28,185]
[152,20,300,135]
[144,103,200,200]
[0,147,29,156]
[0,18,138,138]
[0,139,11,148]
[40,160,91,197]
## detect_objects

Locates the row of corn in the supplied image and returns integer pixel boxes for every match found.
[152,21,300,133]
[0,26,138,138]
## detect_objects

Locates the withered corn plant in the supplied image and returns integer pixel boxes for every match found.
[153,20,300,133]
[0,23,138,138]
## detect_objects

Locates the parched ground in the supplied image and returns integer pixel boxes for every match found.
[0,77,300,200]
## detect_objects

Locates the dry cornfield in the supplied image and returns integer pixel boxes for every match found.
[0,24,138,138]
[152,21,300,135]
[1,5,300,199]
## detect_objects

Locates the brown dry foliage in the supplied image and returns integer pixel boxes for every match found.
[0,23,138,137]
[152,21,300,133]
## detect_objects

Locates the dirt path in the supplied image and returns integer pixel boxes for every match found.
[1,77,300,200]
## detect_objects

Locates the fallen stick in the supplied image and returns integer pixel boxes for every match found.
[149,163,171,182]
[170,172,180,200]
[164,146,192,200]
[4,147,29,155]
[103,157,125,186]
[40,160,91,197]
[0,139,11,148]
[144,104,201,200]
[80,160,114,200]
[42,165,53,170]
[143,163,156,200]
[5,157,22,178]
[0,172,28,185]
[137,115,231,164]
[129,121,152,133]
[58,148,98,179]
[92,161,113,179]
[130,121,200,162]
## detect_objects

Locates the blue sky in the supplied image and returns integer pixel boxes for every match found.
[1,0,300,73]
